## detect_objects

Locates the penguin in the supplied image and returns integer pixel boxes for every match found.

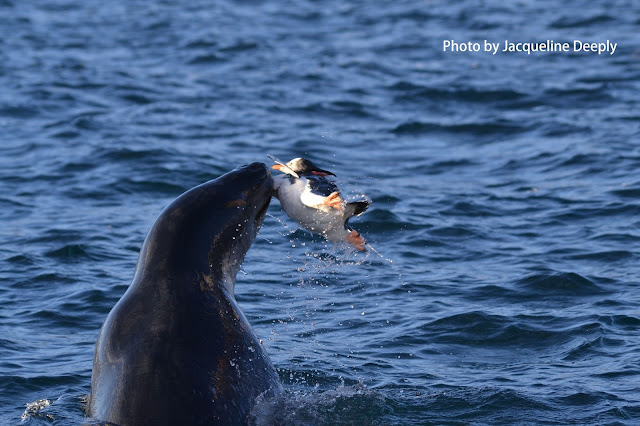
[270,156,370,251]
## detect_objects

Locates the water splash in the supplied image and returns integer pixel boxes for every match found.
[248,380,385,426]
[21,399,52,422]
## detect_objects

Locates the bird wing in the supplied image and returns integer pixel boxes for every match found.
[300,177,340,209]
[307,176,339,196]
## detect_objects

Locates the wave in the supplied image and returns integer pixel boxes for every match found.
[549,14,616,28]
[388,81,529,105]
[45,244,92,261]
[391,120,528,137]
[515,272,608,296]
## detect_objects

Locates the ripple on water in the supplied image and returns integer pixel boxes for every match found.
[390,120,529,138]
[419,311,567,349]
[44,244,93,261]
[515,272,607,296]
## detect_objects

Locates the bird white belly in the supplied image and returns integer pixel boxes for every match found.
[273,175,346,238]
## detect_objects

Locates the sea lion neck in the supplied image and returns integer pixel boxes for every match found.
[130,163,272,296]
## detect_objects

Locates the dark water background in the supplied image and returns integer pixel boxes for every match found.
[1,0,639,424]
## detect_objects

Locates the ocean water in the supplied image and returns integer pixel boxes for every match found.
[1,0,639,424]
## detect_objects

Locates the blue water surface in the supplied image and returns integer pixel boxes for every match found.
[1,0,639,424]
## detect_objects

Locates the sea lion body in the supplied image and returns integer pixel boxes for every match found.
[89,163,281,426]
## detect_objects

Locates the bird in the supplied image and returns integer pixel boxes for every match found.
[269,155,370,251]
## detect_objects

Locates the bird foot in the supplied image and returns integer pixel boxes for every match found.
[323,192,344,210]
[346,230,366,251]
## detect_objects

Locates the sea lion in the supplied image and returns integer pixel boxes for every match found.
[89,163,281,426]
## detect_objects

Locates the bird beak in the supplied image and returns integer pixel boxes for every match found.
[268,154,300,178]
[312,170,336,177]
